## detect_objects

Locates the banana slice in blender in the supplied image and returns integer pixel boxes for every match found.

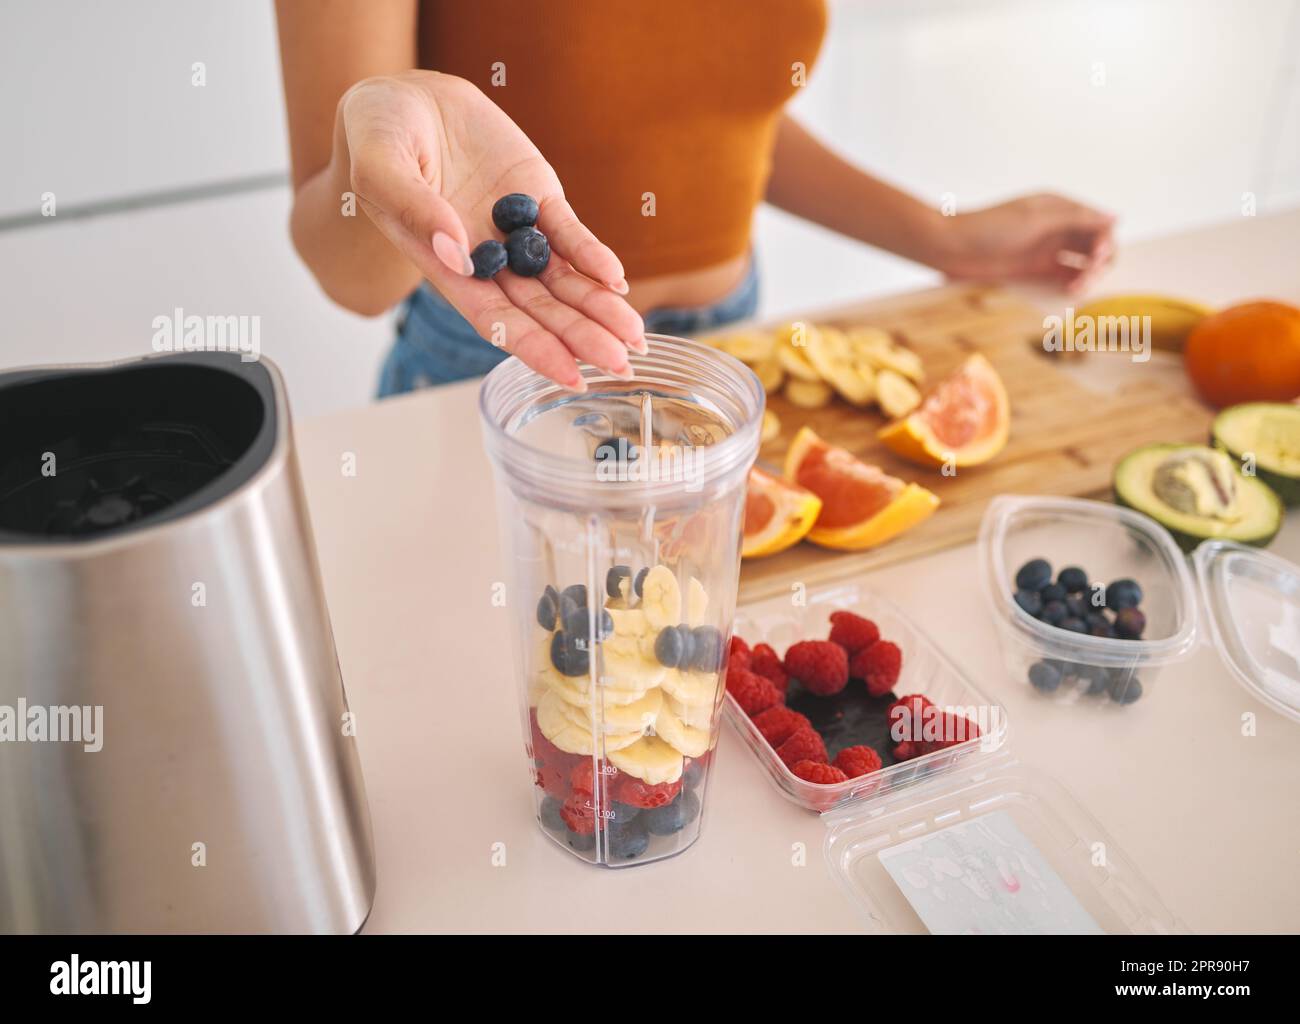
[607,605,650,637]
[600,635,668,691]
[640,565,681,630]
[560,686,663,734]
[665,692,715,730]
[653,702,711,758]
[547,672,648,708]
[608,734,684,785]
[537,691,645,755]
[660,667,722,707]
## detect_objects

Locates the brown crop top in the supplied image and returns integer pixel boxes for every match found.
[419,1,827,279]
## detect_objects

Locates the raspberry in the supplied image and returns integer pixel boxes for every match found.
[726,666,782,716]
[559,793,595,834]
[791,760,849,785]
[776,725,828,768]
[615,775,683,809]
[751,705,811,748]
[834,745,883,778]
[535,762,568,799]
[728,635,751,671]
[828,611,881,655]
[569,759,619,797]
[529,707,567,765]
[886,694,934,743]
[850,639,902,696]
[925,712,982,752]
[892,740,923,761]
[784,640,849,696]
[749,643,789,693]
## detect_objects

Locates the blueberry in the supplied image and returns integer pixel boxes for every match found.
[566,827,596,851]
[653,625,686,668]
[1077,664,1110,695]
[536,585,559,630]
[609,801,641,825]
[1106,578,1143,611]
[690,626,723,671]
[1114,607,1146,640]
[562,583,587,608]
[1040,583,1067,604]
[1028,660,1062,692]
[594,437,637,465]
[642,791,701,835]
[1013,588,1043,617]
[1040,600,1068,626]
[606,565,632,599]
[470,239,508,279]
[1015,558,1053,591]
[1065,595,1090,619]
[677,625,697,667]
[684,759,706,790]
[1060,617,1088,634]
[505,226,551,276]
[1089,621,1116,639]
[562,607,613,645]
[539,796,565,831]
[1085,611,1110,630]
[1058,566,1088,593]
[491,192,540,233]
[550,630,589,676]
[1107,667,1143,705]
[631,567,648,598]
[607,819,650,859]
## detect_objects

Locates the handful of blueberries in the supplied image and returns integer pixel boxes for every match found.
[1012,558,1148,705]
[536,583,613,677]
[471,193,551,279]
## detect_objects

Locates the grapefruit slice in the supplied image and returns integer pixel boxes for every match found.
[783,427,939,551]
[878,353,1009,468]
[742,466,822,559]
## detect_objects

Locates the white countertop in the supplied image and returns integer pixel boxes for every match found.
[295,210,1300,933]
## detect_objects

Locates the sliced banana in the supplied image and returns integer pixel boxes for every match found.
[850,327,924,382]
[760,408,781,444]
[665,692,715,730]
[537,691,645,755]
[753,358,784,393]
[600,637,668,692]
[719,329,775,364]
[806,326,874,406]
[686,577,709,627]
[784,377,833,409]
[607,606,650,638]
[876,367,923,418]
[660,668,722,707]
[776,326,822,383]
[608,734,684,785]
[547,671,649,708]
[640,565,681,630]
[653,702,711,758]
[561,685,662,734]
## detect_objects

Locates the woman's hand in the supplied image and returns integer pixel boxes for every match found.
[336,71,645,389]
[937,193,1116,294]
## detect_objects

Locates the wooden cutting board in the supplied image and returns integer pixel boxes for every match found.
[737,283,1212,600]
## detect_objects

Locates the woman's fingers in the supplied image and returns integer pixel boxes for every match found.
[496,268,634,378]
[537,196,628,293]
[539,259,647,354]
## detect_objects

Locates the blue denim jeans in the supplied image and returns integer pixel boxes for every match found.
[376,258,759,397]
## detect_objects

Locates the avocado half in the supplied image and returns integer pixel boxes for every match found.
[1114,442,1282,552]
[1211,402,1300,507]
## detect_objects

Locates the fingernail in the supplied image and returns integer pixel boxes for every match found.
[628,335,648,355]
[608,363,635,381]
[563,374,587,393]
[607,278,629,295]
[432,231,474,276]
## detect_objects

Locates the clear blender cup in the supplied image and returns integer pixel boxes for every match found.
[479,335,762,867]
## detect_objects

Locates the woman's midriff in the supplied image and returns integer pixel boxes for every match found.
[625,252,751,316]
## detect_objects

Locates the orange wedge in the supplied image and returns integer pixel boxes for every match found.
[878,353,1009,468]
[742,466,822,558]
[783,427,939,551]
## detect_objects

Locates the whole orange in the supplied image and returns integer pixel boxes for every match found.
[1184,300,1300,408]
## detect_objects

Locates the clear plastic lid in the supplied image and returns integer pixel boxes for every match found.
[821,751,1185,934]
[1193,540,1300,724]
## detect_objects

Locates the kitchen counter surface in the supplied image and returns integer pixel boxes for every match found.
[296,210,1300,933]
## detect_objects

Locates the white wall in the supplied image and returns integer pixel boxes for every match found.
[1,0,1297,417]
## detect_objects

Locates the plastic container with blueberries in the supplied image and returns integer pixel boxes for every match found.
[979,494,1300,717]
[725,573,1192,934]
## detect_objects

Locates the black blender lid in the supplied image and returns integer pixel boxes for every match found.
[0,351,278,545]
